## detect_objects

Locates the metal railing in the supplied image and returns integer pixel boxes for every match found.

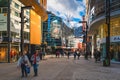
[90,0,120,23]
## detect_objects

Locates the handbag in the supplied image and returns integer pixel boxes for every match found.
[26,65,30,74]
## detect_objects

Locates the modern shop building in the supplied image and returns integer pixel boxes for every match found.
[0,0,48,62]
[86,0,120,61]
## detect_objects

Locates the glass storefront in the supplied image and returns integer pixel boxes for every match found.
[99,17,120,62]
[110,43,120,61]
[0,43,29,62]
[0,44,8,62]
[0,43,20,62]
[101,43,120,61]
[10,44,20,62]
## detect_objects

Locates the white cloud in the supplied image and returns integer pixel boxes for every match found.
[47,0,86,28]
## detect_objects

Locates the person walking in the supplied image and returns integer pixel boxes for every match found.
[67,51,71,59]
[94,49,98,62]
[77,50,80,60]
[17,51,30,78]
[74,50,77,60]
[31,50,40,77]
[89,51,92,58]
[56,50,60,58]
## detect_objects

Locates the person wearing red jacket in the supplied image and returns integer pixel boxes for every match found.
[31,50,40,76]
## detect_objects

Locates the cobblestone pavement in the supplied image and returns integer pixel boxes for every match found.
[0,56,120,80]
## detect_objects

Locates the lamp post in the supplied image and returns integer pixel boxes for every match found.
[20,6,32,55]
[7,0,11,63]
[79,21,88,59]
[103,0,111,66]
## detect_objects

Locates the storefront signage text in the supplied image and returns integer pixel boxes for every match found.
[114,37,120,41]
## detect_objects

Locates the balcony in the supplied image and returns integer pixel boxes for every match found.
[91,0,120,23]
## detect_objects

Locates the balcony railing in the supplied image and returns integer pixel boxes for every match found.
[90,0,120,23]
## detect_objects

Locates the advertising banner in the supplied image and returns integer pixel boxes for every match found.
[51,22,61,39]
[0,14,7,31]
[30,10,42,45]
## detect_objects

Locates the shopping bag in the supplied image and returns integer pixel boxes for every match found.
[26,66,30,74]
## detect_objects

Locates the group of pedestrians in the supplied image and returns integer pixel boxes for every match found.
[66,49,81,60]
[73,49,81,60]
[15,48,102,78]
[17,50,40,78]
[55,49,65,58]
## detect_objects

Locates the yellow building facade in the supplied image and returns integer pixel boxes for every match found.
[19,0,48,45]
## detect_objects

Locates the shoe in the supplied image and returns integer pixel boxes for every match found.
[21,75,24,78]
[33,74,38,77]
[25,74,28,77]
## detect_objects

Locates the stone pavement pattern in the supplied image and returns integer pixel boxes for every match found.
[0,56,120,80]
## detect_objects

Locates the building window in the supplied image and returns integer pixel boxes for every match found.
[2,8,8,13]
[41,0,44,6]
[2,31,7,36]
[14,3,19,9]
[15,20,19,25]
[15,11,19,17]
[36,0,40,4]
[26,25,29,29]
[0,0,8,7]
[26,11,29,15]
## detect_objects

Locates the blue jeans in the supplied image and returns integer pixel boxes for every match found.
[33,64,39,76]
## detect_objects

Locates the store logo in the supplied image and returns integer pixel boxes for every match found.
[114,37,120,41]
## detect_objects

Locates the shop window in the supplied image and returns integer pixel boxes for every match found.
[0,46,8,62]
[111,20,120,36]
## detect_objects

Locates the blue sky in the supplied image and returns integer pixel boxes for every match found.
[47,0,86,28]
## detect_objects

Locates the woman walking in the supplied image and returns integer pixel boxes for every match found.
[17,51,30,77]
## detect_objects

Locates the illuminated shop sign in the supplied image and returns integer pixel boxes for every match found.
[113,36,120,42]
[101,36,120,43]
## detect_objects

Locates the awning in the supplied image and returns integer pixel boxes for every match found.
[19,0,48,21]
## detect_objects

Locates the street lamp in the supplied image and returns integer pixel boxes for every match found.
[79,21,88,59]
[20,6,33,55]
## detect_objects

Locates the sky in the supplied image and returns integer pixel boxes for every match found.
[47,0,86,28]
